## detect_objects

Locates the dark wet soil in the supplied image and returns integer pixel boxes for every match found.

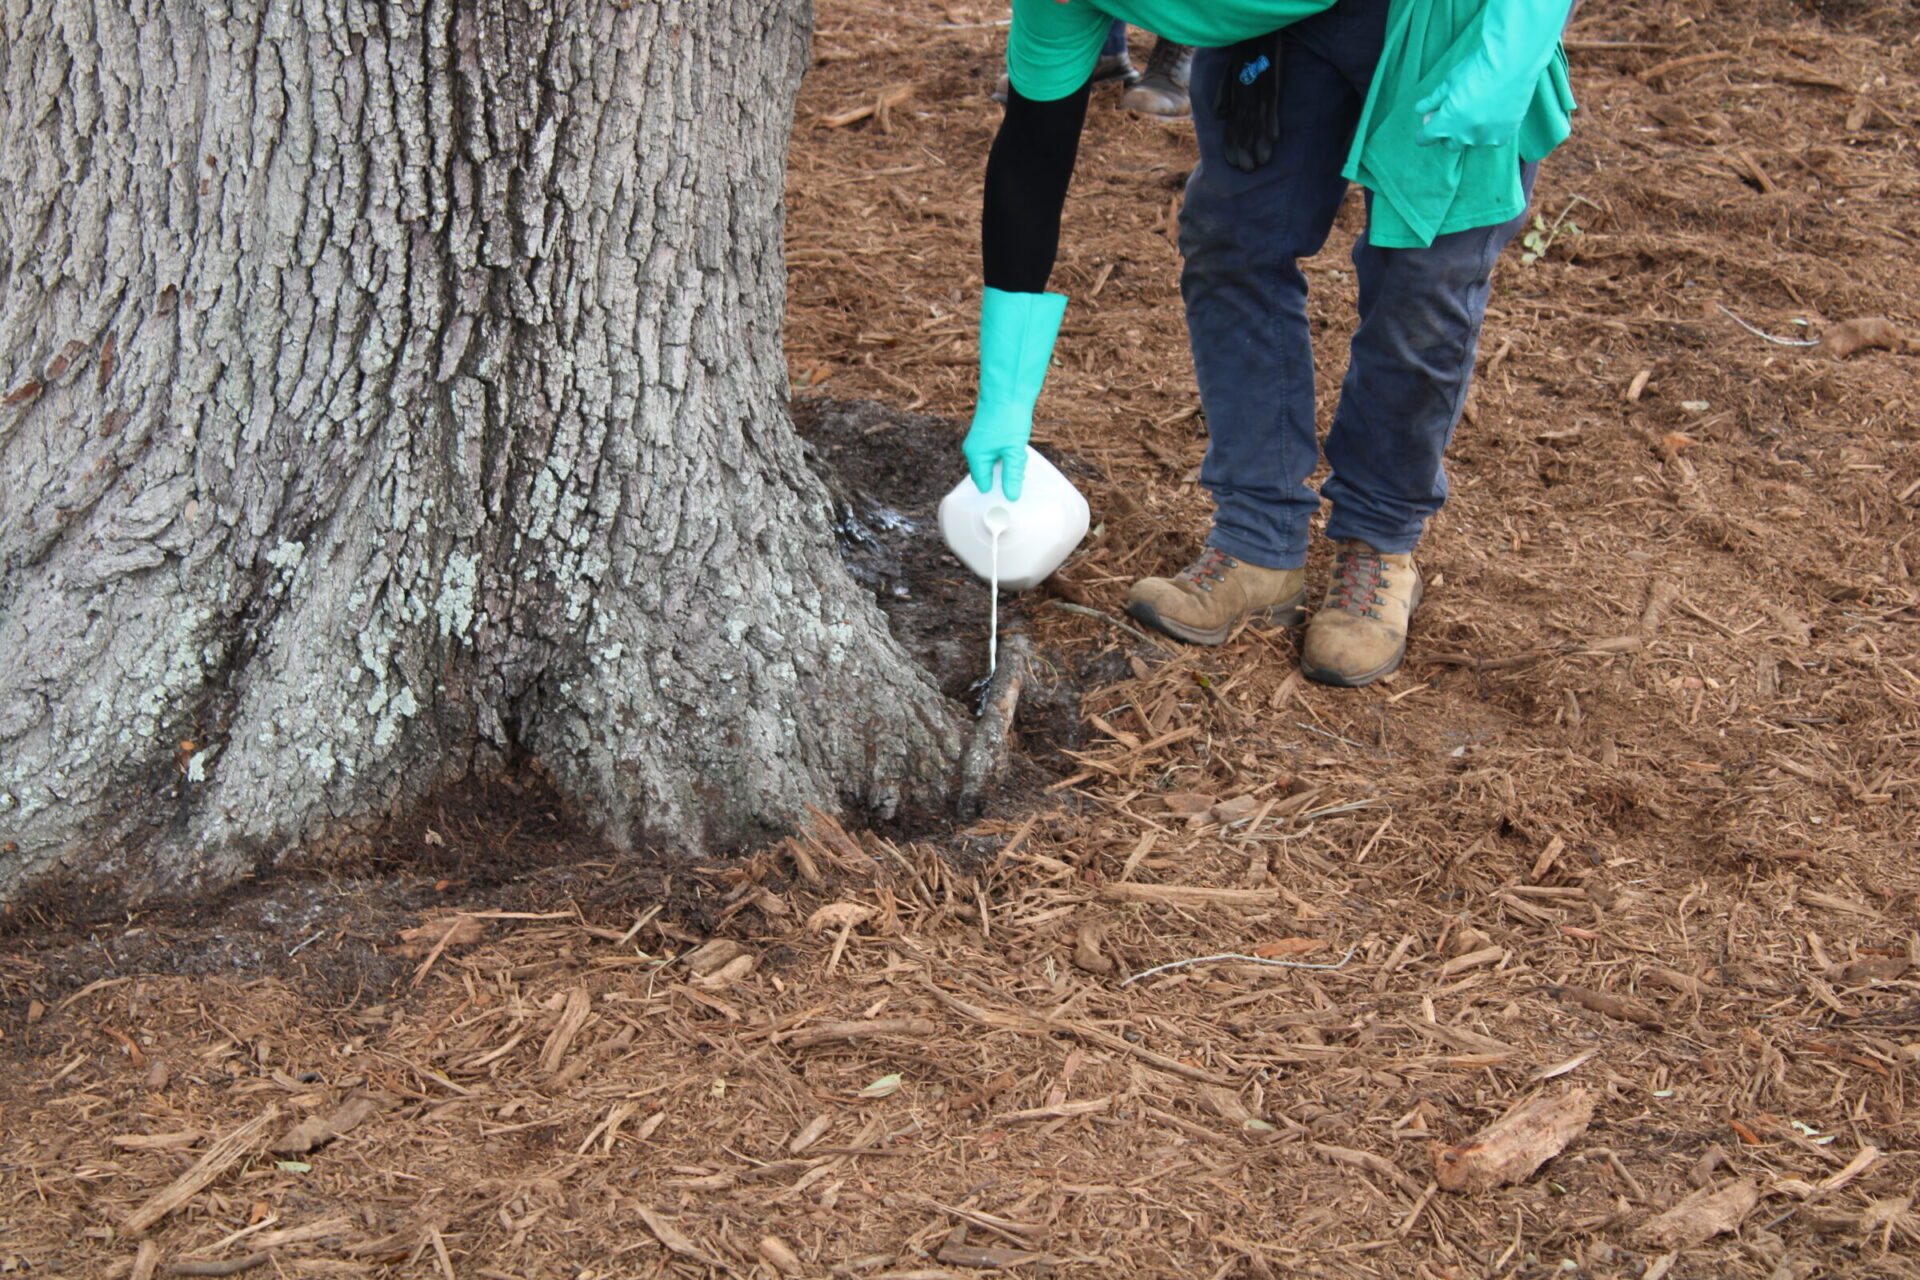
[794,394,1101,785]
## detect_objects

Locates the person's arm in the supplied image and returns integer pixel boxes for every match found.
[982,84,1090,292]
[1414,0,1574,152]
[963,84,1090,500]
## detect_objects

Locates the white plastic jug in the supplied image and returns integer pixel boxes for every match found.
[938,446,1090,592]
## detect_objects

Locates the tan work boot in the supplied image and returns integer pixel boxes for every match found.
[1125,547,1306,646]
[1300,541,1423,687]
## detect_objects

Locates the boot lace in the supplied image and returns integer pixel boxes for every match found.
[1326,545,1386,619]
[1178,547,1239,594]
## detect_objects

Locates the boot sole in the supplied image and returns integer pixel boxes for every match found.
[1124,592,1306,647]
[1300,576,1424,688]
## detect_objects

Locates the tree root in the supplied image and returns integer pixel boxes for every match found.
[956,634,1032,819]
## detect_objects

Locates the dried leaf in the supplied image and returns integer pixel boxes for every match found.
[395,912,485,960]
[858,1072,904,1099]
[806,902,876,933]
[270,1096,380,1155]
[1656,432,1696,461]
[1071,923,1115,975]
[1817,315,1906,359]
[1159,792,1216,815]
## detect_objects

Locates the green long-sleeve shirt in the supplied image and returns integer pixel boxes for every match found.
[1006,0,1576,247]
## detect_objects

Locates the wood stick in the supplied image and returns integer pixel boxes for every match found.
[123,1108,278,1236]
[1098,883,1281,907]
[922,978,1233,1086]
[163,1255,269,1278]
[1637,49,1735,84]
[781,1017,938,1048]
[1548,984,1665,1031]
[957,634,1031,819]
[1313,1143,1423,1195]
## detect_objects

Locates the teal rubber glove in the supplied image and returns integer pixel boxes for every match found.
[964,287,1067,502]
[1414,0,1572,152]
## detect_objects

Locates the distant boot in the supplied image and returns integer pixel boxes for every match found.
[1300,541,1424,688]
[1125,547,1306,646]
[992,48,1138,104]
[1122,38,1195,118]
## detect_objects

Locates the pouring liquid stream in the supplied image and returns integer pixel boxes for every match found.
[983,505,1010,676]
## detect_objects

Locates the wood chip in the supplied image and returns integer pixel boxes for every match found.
[1799,889,1882,919]
[758,1236,805,1276]
[1097,883,1281,907]
[123,1108,278,1236]
[937,1242,1045,1269]
[1638,1179,1761,1249]
[1641,967,1714,998]
[1549,985,1665,1031]
[397,911,485,960]
[993,1097,1112,1123]
[682,938,748,978]
[635,1206,714,1263]
[537,986,593,1075]
[1438,945,1505,977]
[112,1131,206,1151]
[1433,1089,1594,1194]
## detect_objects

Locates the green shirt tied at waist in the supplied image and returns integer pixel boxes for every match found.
[1006,0,1577,249]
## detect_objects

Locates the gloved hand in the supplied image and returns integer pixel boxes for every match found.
[964,287,1067,501]
[1213,32,1285,173]
[1414,0,1572,152]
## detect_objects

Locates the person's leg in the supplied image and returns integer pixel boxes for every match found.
[1301,166,1539,686]
[1125,5,1381,645]
[1095,19,1140,83]
[1320,167,1539,551]
[1179,6,1381,571]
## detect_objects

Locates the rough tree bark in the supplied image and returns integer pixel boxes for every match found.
[0,0,966,901]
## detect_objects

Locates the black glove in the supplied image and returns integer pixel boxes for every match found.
[1213,32,1285,173]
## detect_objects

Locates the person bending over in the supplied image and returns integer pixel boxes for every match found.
[966,0,1575,686]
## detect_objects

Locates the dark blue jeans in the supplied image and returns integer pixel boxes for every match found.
[1180,0,1537,569]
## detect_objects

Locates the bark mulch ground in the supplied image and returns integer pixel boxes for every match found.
[4,1,1919,1276]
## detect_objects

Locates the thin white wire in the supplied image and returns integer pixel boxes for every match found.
[1120,946,1360,987]
[1715,303,1821,347]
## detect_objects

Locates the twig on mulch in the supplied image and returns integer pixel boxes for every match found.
[163,1255,269,1278]
[1119,947,1360,987]
[921,975,1235,1085]
[1047,599,1166,649]
[781,1017,939,1047]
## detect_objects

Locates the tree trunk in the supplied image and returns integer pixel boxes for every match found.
[0,0,965,902]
